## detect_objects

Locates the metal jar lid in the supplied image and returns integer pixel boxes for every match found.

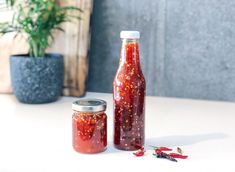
[72,99,107,112]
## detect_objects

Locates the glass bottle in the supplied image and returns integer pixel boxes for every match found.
[113,31,146,150]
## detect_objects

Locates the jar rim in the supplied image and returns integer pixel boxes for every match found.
[72,99,107,112]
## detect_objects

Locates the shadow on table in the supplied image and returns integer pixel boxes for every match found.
[146,132,228,147]
[102,133,228,154]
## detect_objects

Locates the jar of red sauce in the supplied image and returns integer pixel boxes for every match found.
[72,99,107,154]
[113,31,146,150]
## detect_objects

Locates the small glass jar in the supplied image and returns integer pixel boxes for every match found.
[72,99,107,154]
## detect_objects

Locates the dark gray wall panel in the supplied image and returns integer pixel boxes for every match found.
[165,0,235,101]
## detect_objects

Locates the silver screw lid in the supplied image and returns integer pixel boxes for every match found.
[72,99,107,112]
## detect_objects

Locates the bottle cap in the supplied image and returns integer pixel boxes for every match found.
[72,99,107,112]
[120,31,140,39]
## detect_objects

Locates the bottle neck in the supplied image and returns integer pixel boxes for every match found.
[120,38,140,67]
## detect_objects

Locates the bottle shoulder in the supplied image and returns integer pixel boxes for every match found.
[113,67,145,87]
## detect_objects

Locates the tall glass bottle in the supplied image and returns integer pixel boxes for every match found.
[113,31,146,150]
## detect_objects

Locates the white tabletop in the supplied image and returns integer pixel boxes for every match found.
[0,92,235,172]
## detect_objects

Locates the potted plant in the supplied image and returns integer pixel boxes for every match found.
[0,0,82,103]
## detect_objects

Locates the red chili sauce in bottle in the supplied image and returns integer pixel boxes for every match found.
[113,31,146,150]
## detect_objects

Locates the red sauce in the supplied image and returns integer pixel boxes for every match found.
[113,39,146,150]
[72,111,107,153]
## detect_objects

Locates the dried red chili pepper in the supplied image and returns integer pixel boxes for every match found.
[133,151,144,157]
[169,153,188,159]
[155,149,162,154]
[150,145,172,151]
[150,145,188,161]
[133,147,145,157]
[158,147,172,151]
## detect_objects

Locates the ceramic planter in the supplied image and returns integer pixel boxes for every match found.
[10,53,64,104]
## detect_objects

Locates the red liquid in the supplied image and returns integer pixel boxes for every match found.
[113,40,146,150]
[72,111,107,153]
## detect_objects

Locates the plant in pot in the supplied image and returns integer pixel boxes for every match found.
[0,0,82,103]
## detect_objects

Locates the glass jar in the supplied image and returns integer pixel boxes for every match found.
[72,99,107,154]
[113,31,146,150]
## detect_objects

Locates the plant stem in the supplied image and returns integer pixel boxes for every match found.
[29,39,45,57]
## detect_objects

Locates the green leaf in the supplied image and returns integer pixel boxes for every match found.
[5,0,15,6]
[61,6,83,12]
[55,27,65,32]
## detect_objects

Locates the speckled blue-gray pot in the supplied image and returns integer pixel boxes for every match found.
[10,54,64,104]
